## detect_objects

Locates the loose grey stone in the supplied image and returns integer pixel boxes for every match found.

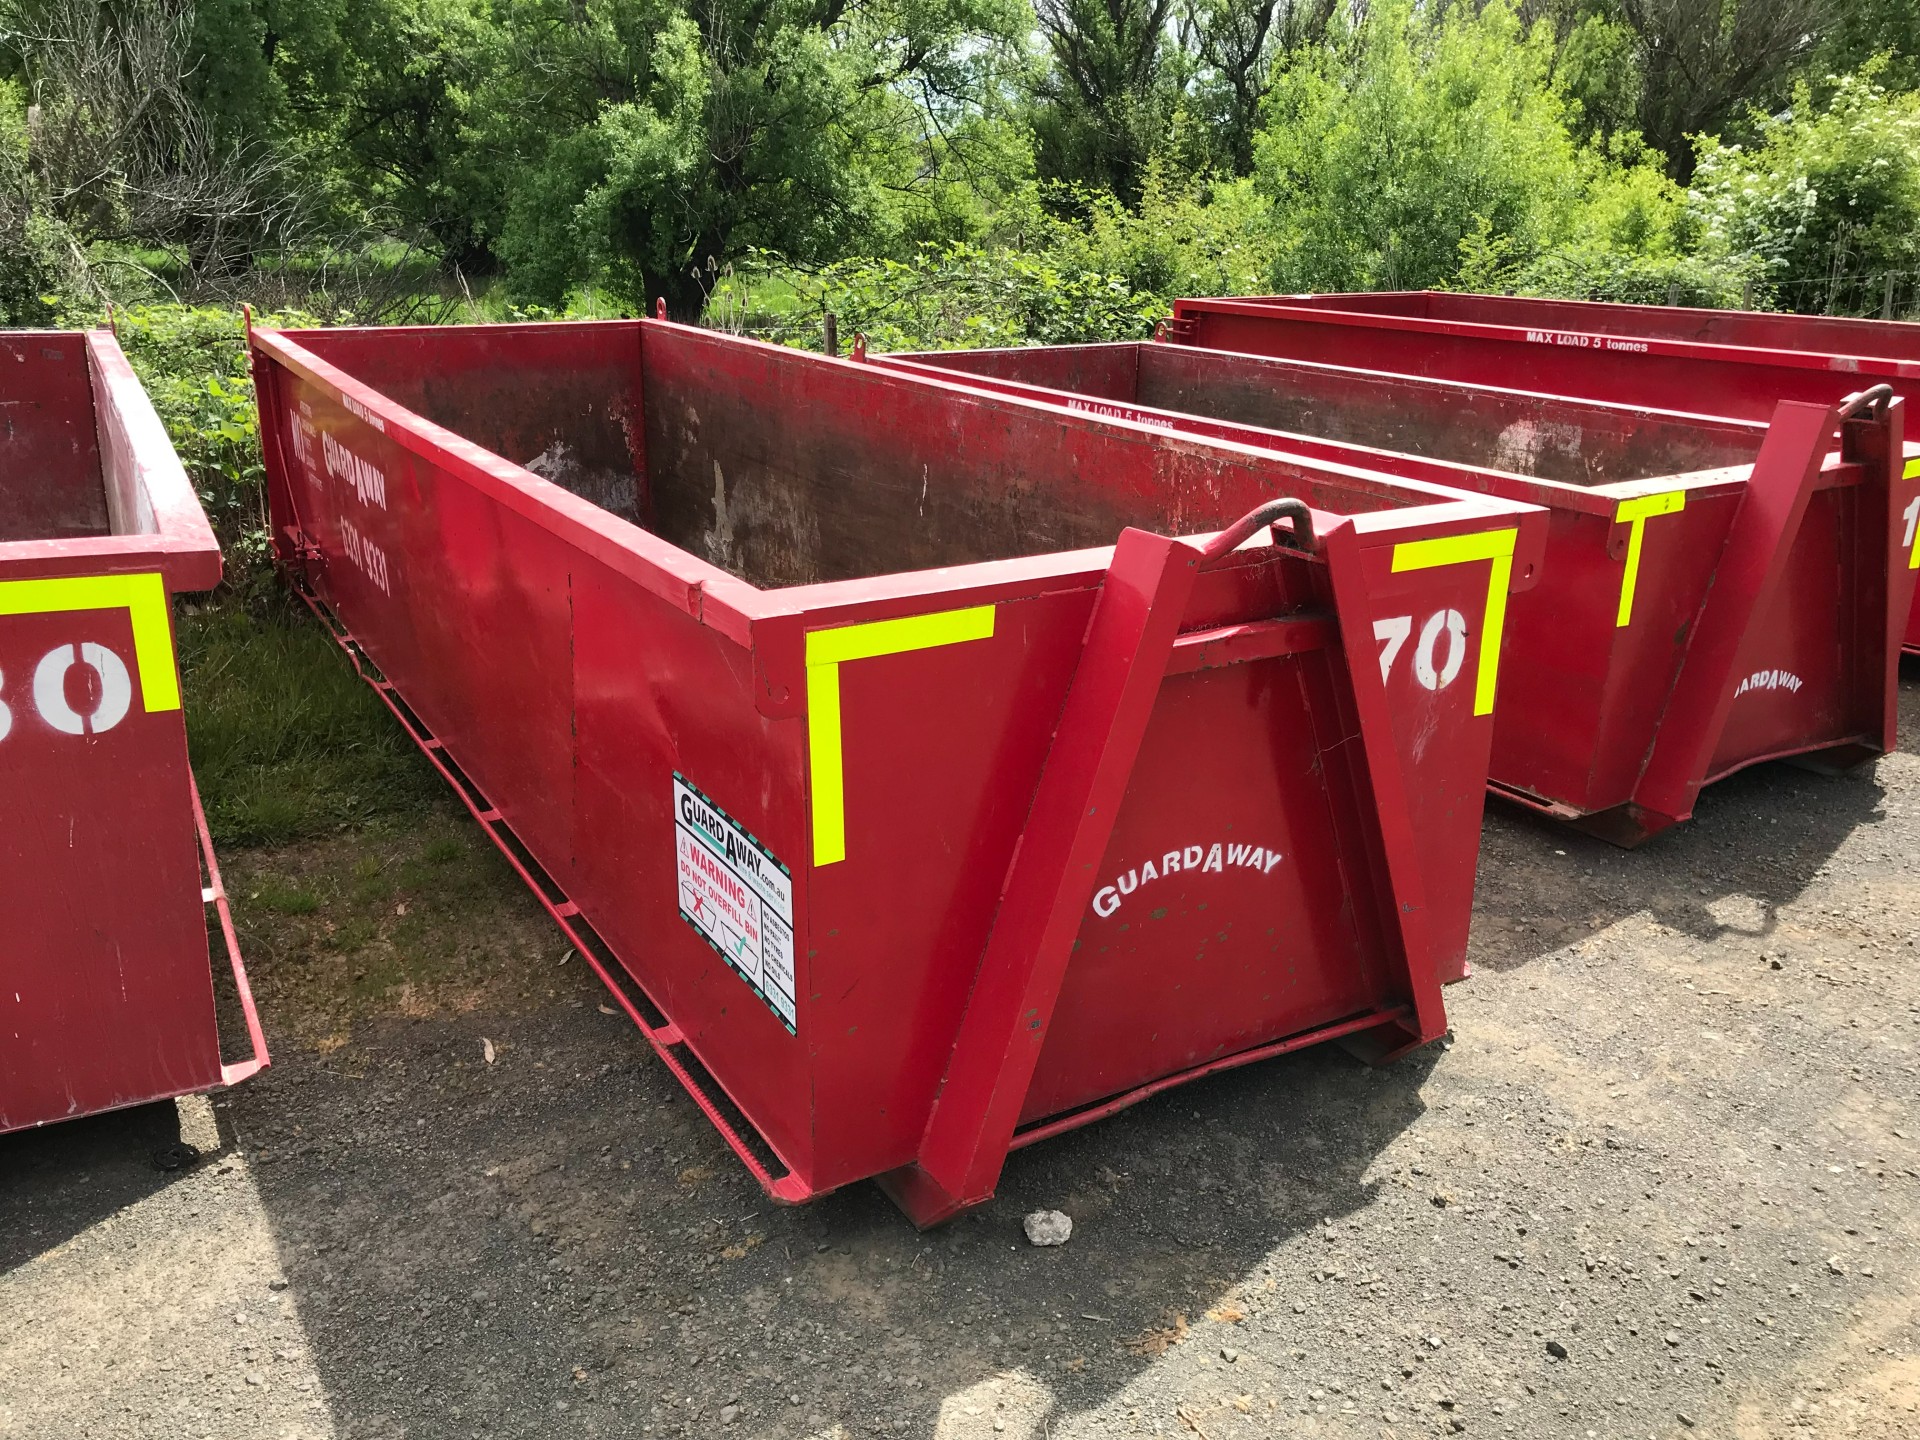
[1023,1210,1072,1247]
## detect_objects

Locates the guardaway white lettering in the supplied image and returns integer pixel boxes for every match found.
[1091,840,1285,919]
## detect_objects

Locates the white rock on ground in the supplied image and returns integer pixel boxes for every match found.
[1022,1210,1072,1247]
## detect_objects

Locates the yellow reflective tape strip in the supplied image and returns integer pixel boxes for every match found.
[804,662,846,868]
[805,606,997,666]
[804,604,995,866]
[1611,490,1687,628]
[1905,458,1920,570]
[0,572,178,711]
[1390,529,1518,717]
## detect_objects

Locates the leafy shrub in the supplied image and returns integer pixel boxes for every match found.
[1253,0,1586,292]
[736,242,1161,351]
[1036,171,1275,300]
[1472,242,1756,308]
[1691,68,1920,314]
[1456,135,1760,307]
[722,172,1271,349]
[0,80,88,324]
[101,303,317,598]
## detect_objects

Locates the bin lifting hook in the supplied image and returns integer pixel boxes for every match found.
[1200,497,1317,567]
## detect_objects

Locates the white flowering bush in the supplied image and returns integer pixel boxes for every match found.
[1689,68,1920,313]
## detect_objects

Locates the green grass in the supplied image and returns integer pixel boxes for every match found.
[179,597,439,847]
[250,877,322,915]
[420,836,468,865]
[708,271,810,319]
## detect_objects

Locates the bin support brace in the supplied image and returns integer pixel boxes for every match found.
[1320,522,1447,1052]
[882,526,1204,1227]
[1615,400,1850,840]
[883,516,1448,1227]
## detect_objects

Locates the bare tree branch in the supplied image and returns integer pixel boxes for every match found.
[0,0,323,280]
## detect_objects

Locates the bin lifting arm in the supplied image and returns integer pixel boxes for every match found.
[882,498,1446,1226]
[1626,393,1903,838]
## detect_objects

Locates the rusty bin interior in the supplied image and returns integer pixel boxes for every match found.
[896,341,1772,492]
[0,334,122,541]
[280,323,1472,592]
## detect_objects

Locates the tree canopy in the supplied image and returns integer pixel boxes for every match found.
[0,0,1917,324]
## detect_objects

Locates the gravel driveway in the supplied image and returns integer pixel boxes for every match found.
[6,681,1920,1440]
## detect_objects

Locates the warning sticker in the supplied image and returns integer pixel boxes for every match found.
[673,775,796,1031]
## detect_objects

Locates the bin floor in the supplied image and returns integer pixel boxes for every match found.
[333,329,1423,589]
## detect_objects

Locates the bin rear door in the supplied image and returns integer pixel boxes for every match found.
[0,586,218,1132]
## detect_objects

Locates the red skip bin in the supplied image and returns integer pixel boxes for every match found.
[887,312,1916,844]
[0,329,266,1136]
[250,316,1544,1224]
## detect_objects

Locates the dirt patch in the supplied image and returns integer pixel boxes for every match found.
[222,802,567,1052]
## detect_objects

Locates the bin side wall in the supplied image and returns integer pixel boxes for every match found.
[797,538,1504,1172]
[801,586,1094,1187]
[1494,482,1887,816]
[1494,501,1730,812]
[265,360,827,1176]
[1413,293,1920,361]
[0,333,110,541]
[570,564,817,1171]
[1176,311,1902,422]
[1030,647,1389,1119]
[1030,530,1518,1116]
[893,344,1143,404]
[1130,345,1761,485]
[1336,525,1513,980]
[1252,292,1920,360]
[640,327,1432,590]
[92,358,155,537]
[1710,483,1882,773]
[642,331,1142,587]
[277,375,581,869]
[288,324,649,525]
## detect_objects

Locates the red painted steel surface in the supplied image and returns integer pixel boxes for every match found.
[1166,293,1920,412]
[883,342,1917,845]
[0,331,266,1136]
[1169,292,1920,654]
[1228,291,1920,364]
[249,317,1545,1223]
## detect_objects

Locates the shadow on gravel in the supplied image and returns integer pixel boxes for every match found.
[1898,653,1920,750]
[1469,653,1920,974]
[0,1100,207,1276]
[227,990,1437,1438]
[1472,752,1888,973]
[203,687,1903,1437]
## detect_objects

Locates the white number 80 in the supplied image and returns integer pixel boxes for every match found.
[0,642,135,740]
